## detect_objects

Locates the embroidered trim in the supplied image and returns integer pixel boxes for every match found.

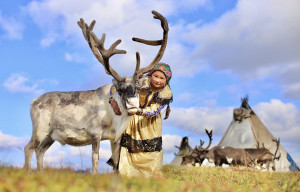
[143,104,165,117]
[120,133,162,153]
[145,92,155,107]
[110,85,116,96]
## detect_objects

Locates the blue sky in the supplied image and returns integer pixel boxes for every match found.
[0,0,299,172]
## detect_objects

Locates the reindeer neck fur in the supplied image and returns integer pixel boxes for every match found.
[110,76,148,141]
[110,89,135,141]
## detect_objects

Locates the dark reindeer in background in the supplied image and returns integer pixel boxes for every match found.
[181,129,213,166]
[24,11,169,174]
[208,139,281,169]
[181,130,281,170]
[245,139,281,171]
[213,147,252,167]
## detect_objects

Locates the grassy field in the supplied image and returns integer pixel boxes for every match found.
[0,165,299,192]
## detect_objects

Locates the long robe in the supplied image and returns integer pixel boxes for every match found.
[118,80,172,177]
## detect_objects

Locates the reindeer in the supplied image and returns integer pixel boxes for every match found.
[181,129,213,166]
[213,147,252,167]
[245,138,281,171]
[182,129,252,167]
[24,11,169,174]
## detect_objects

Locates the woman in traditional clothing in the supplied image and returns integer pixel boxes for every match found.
[108,62,173,177]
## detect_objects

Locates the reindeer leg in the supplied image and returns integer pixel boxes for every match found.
[35,136,54,172]
[271,160,276,171]
[110,139,115,153]
[24,137,40,172]
[254,159,258,167]
[92,137,101,174]
[214,158,220,166]
[266,161,270,171]
[107,137,121,173]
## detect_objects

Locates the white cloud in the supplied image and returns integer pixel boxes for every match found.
[185,0,300,76]
[253,99,300,142]
[0,131,28,150]
[167,106,233,136]
[3,73,44,95]
[25,0,142,47]
[169,0,300,89]
[178,0,300,98]
[162,134,182,151]
[0,11,23,40]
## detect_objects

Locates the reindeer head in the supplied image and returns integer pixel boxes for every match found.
[78,11,169,112]
[111,76,148,113]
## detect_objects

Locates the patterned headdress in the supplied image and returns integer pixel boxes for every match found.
[147,62,172,86]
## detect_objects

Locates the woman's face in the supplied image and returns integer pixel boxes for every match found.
[151,70,167,90]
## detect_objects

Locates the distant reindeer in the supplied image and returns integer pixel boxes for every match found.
[182,129,253,168]
[245,138,281,171]
[181,129,213,166]
[213,147,252,167]
[24,11,169,174]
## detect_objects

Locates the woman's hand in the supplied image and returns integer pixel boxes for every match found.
[110,99,122,115]
[136,108,142,115]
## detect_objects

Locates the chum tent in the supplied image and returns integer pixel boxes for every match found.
[218,97,299,172]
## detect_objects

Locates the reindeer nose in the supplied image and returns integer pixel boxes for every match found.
[128,91,135,97]
[126,87,135,97]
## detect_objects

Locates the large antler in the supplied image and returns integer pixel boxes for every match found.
[77,19,126,82]
[133,10,169,75]
[203,129,213,150]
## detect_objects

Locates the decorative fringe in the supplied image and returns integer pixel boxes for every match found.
[164,104,171,120]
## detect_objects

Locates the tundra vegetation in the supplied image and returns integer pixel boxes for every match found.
[0,165,299,191]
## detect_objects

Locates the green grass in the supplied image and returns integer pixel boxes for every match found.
[0,165,299,192]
